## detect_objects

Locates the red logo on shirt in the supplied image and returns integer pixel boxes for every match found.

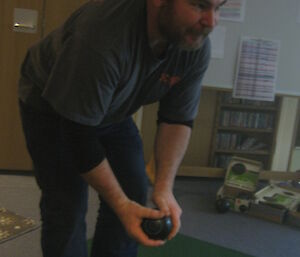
[159,73,181,87]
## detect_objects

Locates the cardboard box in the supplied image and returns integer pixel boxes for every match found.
[216,158,300,228]
[224,156,262,193]
[254,184,300,211]
[286,211,300,228]
[250,183,300,225]
[247,202,287,224]
[216,186,251,213]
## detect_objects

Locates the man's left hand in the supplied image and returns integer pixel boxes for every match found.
[151,188,182,240]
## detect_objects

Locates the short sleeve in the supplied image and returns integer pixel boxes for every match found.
[158,39,211,122]
[42,36,120,126]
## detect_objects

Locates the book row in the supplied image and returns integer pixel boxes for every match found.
[213,154,233,169]
[216,133,268,151]
[221,94,276,107]
[219,110,274,129]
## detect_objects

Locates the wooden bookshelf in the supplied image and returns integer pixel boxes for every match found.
[214,149,270,155]
[217,127,274,133]
[210,92,281,169]
[220,104,277,111]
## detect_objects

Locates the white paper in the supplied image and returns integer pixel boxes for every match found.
[219,0,247,22]
[233,37,280,101]
[209,26,226,59]
[297,3,300,23]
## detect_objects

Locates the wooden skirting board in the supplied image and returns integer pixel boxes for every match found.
[177,166,300,181]
[177,166,225,178]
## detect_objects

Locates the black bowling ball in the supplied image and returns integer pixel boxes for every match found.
[215,198,231,213]
[141,216,173,240]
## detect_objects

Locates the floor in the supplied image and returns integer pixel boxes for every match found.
[0,174,300,257]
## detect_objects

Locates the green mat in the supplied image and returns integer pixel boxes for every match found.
[88,233,254,257]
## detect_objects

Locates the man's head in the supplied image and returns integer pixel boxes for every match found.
[155,0,227,51]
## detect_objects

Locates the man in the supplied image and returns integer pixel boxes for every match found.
[18,0,226,256]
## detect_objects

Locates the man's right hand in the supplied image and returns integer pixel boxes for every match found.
[81,160,165,246]
[116,200,166,247]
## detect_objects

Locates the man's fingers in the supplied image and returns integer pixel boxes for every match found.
[153,198,170,216]
[168,216,180,240]
[141,206,165,219]
[167,206,181,240]
[134,228,165,247]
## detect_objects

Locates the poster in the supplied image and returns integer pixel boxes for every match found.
[219,0,247,22]
[233,37,280,101]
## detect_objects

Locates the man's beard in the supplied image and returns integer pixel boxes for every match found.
[179,26,212,51]
[158,4,212,51]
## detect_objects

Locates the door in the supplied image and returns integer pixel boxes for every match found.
[0,0,88,171]
[0,0,43,170]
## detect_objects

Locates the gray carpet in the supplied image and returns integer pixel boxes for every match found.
[0,174,98,257]
[173,178,300,257]
[0,174,299,257]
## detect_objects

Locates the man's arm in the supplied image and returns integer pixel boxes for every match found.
[152,122,192,240]
[60,115,166,246]
[81,159,165,246]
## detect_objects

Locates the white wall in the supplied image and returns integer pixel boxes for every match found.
[132,108,144,131]
[289,147,300,172]
[203,0,300,96]
[272,97,299,171]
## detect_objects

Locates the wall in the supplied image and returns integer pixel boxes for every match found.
[0,0,43,170]
[0,0,87,170]
[141,90,300,173]
[271,97,299,171]
[289,147,300,172]
[141,89,218,167]
[2,0,299,173]
[203,0,300,96]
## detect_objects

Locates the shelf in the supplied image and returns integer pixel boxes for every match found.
[217,127,273,133]
[215,149,270,155]
[211,92,281,170]
[220,103,277,112]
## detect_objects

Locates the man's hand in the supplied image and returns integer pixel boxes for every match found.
[116,199,166,246]
[152,188,182,240]
[81,160,166,246]
[150,123,189,240]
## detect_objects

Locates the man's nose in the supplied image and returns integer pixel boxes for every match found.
[200,9,217,28]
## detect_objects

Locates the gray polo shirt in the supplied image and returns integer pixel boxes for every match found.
[19,0,211,127]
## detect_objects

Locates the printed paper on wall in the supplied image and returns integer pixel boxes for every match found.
[233,37,280,101]
[220,0,247,22]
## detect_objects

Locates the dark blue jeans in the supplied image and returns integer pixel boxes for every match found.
[19,100,148,257]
